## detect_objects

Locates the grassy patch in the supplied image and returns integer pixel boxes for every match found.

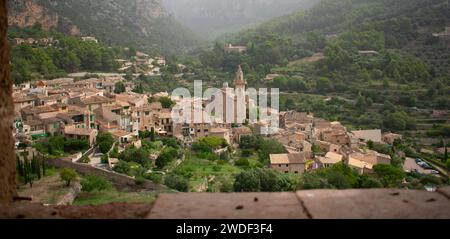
[73,189,158,206]
[174,155,242,192]
[17,172,72,205]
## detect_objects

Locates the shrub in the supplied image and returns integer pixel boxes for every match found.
[235,158,250,168]
[358,175,383,188]
[113,160,131,175]
[80,155,90,164]
[146,173,163,184]
[101,154,109,164]
[97,132,115,154]
[373,164,405,187]
[135,176,146,185]
[241,149,253,157]
[164,174,189,192]
[81,175,113,192]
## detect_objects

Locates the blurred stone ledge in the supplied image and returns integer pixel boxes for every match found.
[0,187,449,219]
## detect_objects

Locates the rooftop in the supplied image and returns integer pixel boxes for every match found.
[270,153,308,165]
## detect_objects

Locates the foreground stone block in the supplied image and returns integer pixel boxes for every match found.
[296,188,450,219]
[0,202,153,219]
[147,193,308,219]
[437,187,450,199]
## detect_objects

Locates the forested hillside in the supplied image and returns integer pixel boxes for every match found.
[195,0,449,132]
[163,0,318,38]
[8,25,120,83]
[8,0,201,54]
[230,0,450,75]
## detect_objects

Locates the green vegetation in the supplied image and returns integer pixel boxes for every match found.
[158,96,176,109]
[96,132,115,154]
[9,25,119,83]
[34,136,89,157]
[74,189,158,206]
[234,168,297,192]
[114,82,126,94]
[81,175,113,192]
[239,135,286,165]
[59,168,78,187]
[35,0,200,55]
[16,153,46,188]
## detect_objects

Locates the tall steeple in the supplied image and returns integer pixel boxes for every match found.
[234,65,246,88]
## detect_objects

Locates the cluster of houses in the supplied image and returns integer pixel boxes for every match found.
[116,51,166,76]
[12,36,58,47]
[13,65,403,176]
[268,111,403,175]
[12,69,248,152]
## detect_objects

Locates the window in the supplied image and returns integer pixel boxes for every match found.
[286,164,289,167]
[294,171,298,174]
[279,165,281,167]
[145,111,150,116]
[284,171,289,174]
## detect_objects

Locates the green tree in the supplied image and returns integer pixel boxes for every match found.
[97,132,115,154]
[158,96,175,109]
[113,160,131,175]
[60,168,78,187]
[114,82,126,94]
[373,164,405,187]
[316,77,333,93]
[164,174,189,192]
[234,170,261,192]
[258,139,286,165]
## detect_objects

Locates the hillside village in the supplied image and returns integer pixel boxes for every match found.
[13,63,435,194]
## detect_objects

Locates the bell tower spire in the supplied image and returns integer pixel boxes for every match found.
[234,65,245,88]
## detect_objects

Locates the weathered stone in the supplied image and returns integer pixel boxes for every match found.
[0,202,153,219]
[147,192,308,219]
[437,186,450,199]
[0,0,17,203]
[296,189,450,219]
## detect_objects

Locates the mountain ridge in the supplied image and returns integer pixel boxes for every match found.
[8,0,201,54]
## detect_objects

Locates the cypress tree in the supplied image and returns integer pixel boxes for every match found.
[23,159,29,184]
[16,156,23,177]
[445,146,448,163]
[36,158,41,180]
[31,153,37,174]
[42,156,46,176]
[150,127,156,142]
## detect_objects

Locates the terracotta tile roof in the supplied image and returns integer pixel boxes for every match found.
[270,153,308,165]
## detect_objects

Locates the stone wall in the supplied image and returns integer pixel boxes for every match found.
[0,0,17,203]
[57,182,81,206]
[46,157,166,191]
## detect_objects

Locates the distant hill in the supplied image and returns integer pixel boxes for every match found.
[8,0,201,55]
[232,0,450,75]
[162,0,319,39]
